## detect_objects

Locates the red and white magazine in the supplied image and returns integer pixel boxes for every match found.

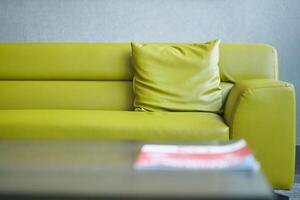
[134,140,260,171]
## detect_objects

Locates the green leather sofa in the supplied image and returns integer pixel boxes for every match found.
[0,43,296,189]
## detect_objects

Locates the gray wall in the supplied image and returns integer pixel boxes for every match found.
[0,0,299,143]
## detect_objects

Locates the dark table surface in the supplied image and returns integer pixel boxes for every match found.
[0,139,273,200]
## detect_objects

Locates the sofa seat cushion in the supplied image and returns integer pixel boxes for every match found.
[0,110,229,141]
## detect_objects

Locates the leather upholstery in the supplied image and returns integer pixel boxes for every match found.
[0,43,134,81]
[131,41,222,112]
[219,44,278,82]
[220,82,234,112]
[0,110,229,141]
[0,43,295,189]
[224,79,296,189]
[0,81,232,110]
[0,81,134,110]
[0,43,277,82]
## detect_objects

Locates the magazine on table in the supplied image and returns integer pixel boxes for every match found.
[134,140,260,171]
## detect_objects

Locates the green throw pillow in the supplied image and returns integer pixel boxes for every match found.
[131,40,222,112]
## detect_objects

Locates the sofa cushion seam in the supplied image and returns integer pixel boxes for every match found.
[240,84,292,93]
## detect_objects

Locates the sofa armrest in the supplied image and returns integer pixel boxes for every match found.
[224,79,296,189]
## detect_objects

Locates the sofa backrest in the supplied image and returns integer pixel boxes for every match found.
[0,43,278,110]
